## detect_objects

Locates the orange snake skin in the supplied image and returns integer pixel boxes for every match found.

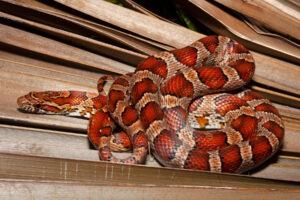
[17,36,284,173]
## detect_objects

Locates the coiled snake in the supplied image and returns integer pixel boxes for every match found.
[17,36,284,173]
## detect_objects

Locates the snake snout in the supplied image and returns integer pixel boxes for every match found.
[17,95,38,113]
[17,96,28,108]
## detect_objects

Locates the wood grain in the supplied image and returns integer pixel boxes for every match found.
[185,0,300,64]
[53,0,203,48]
[0,23,134,75]
[1,152,299,189]
[0,179,299,200]
[213,0,300,40]
[0,124,299,181]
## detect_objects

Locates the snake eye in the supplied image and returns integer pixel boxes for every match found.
[35,104,41,109]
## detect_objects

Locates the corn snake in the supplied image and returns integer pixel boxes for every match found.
[17,36,284,173]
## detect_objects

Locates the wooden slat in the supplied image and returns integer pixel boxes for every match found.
[213,0,300,40]
[0,22,134,75]
[3,0,173,52]
[53,0,203,48]
[0,11,147,66]
[0,179,299,200]
[0,124,299,181]
[0,0,165,57]
[0,152,299,190]
[252,86,300,108]
[182,0,300,64]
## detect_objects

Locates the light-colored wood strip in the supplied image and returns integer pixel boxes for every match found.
[0,10,148,65]
[53,0,203,48]
[279,114,300,122]
[0,57,98,82]
[283,119,300,127]
[251,86,300,108]
[0,124,299,181]
[213,0,300,40]
[252,75,299,96]
[272,163,300,168]
[3,68,95,89]
[0,0,171,54]
[250,163,300,182]
[0,23,134,75]
[0,124,86,137]
[279,155,300,161]
[251,51,300,95]
[187,0,300,64]
[0,48,101,82]
[275,103,300,120]
[0,152,299,189]
[0,179,299,200]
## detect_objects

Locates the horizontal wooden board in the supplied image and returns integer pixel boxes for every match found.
[0,179,299,200]
[0,152,299,190]
[0,124,299,182]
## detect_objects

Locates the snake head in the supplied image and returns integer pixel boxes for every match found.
[17,92,48,114]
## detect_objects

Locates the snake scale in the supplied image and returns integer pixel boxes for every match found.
[17,36,284,173]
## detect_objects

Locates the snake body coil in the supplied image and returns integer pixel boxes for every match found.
[18,36,284,173]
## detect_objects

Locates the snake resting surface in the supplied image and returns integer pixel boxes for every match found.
[17,36,284,173]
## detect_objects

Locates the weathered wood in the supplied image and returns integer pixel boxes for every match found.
[53,0,203,48]
[0,0,164,57]
[0,11,147,66]
[0,179,299,200]
[181,0,300,64]
[0,124,299,181]
[0,23,134,75]
[213,0,300,41]
[252,86,300,108]
[0,152,299,189]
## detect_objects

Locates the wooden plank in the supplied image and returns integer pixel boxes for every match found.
[252,86,300,108]
[0,179,299,200]
[0,125,299,181]
[0,152,299,190]
[250,51,300,96]
[185,0,300,64]
[213,0,300,40]
[53,0,203,48]
[0,22,134,75]
[0,0,171,54]
[0,11,147,66]
[0,125,98,161]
